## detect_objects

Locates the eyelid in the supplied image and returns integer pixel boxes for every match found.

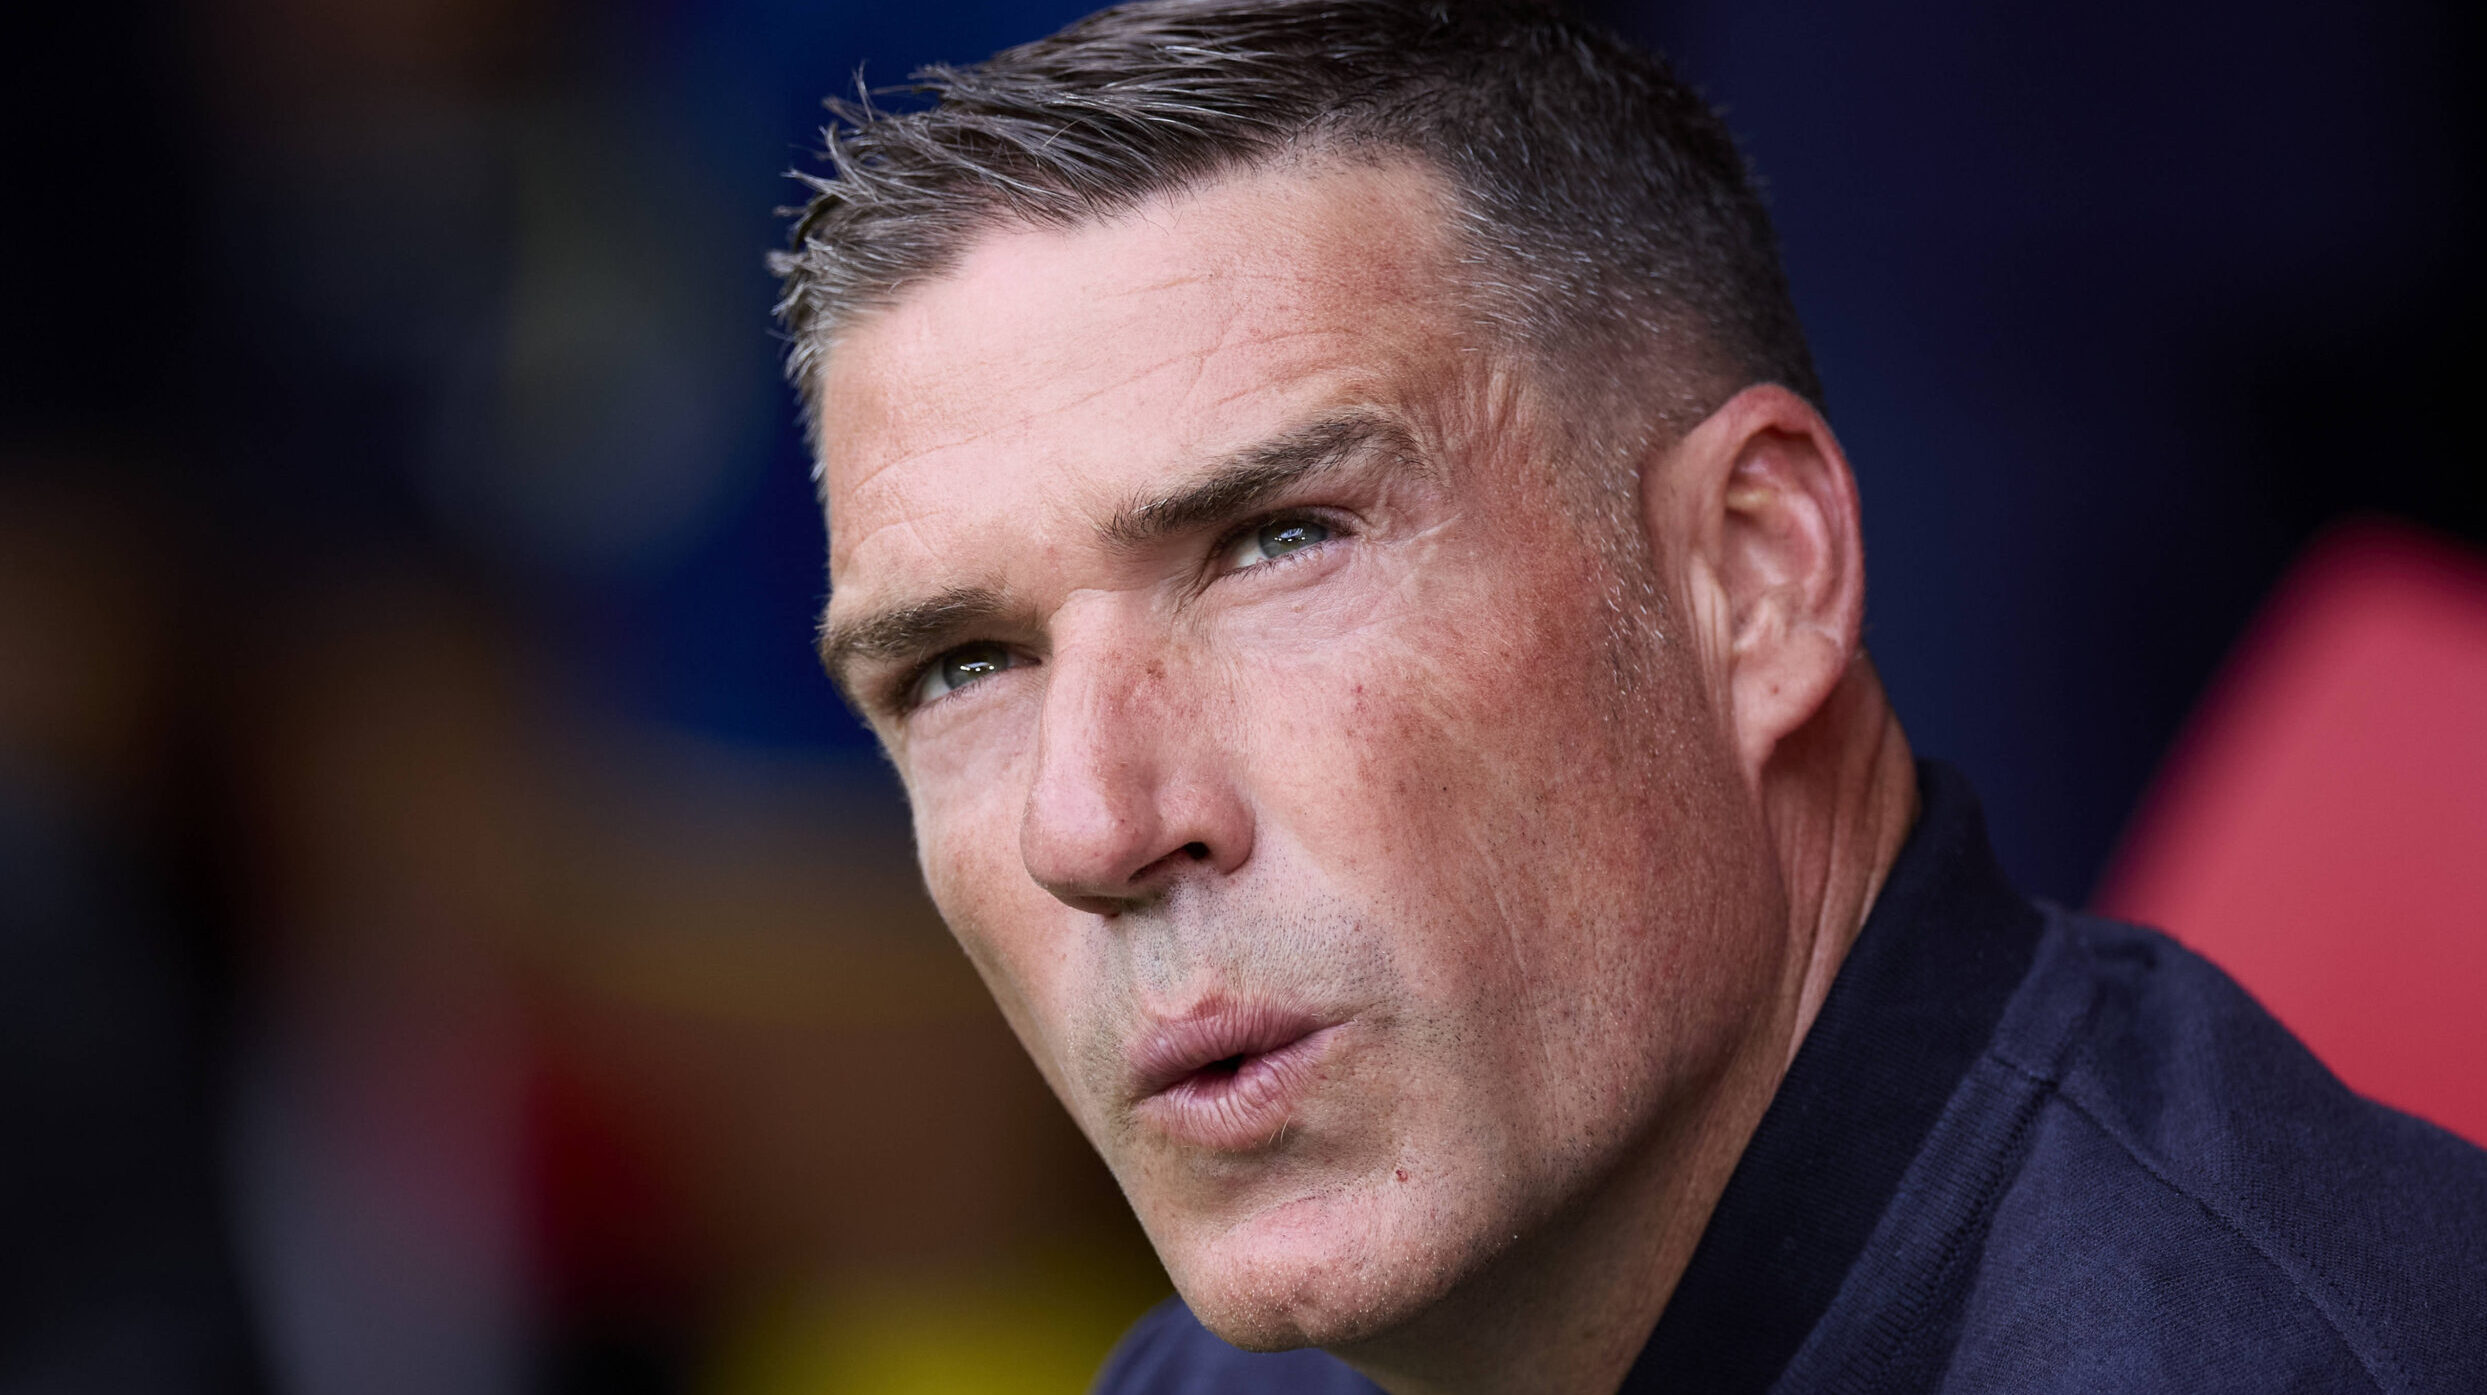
[889,643,1030,719]
[1211,507,1353,578]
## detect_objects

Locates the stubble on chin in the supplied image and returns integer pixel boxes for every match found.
[1167,1159,1514,1353]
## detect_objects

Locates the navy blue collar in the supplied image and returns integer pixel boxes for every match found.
[1622,761,2043,1393]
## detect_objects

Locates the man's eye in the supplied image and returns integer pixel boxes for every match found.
[1223,517,1333,572]
[914,642,1017,705]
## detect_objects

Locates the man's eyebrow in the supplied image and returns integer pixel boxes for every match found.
[816,584,1010,705]
[1099,411,1420,552]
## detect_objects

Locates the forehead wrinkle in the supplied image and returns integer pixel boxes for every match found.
[826,480,956,597]
[1096,263,1348,301]
[1180,349,1362,420]
[838,334,1241,508]
[1098,266,1226,299]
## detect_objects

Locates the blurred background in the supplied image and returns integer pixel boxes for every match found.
[3,0,2480,1391]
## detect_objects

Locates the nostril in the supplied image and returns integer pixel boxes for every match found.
[1182,841,1211,861]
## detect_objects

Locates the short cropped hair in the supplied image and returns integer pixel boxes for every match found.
[772,0,1818,464]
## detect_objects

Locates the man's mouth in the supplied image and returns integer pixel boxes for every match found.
[1128,1001,1342,1152]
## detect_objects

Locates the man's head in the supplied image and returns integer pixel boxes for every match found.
[782,0,1905,1376]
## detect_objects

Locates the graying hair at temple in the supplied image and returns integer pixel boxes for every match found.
[769,0,1822,468]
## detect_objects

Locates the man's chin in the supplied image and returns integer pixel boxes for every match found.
[1156,1179,1472,1354]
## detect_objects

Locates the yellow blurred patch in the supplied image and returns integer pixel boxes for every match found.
[706,1251,1168,1395]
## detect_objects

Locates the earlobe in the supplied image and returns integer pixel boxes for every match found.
[1650,384,1866,778]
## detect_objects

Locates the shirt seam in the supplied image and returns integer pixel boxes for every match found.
[1814,1061,2055,1395]
[1984,1049,2398,1395]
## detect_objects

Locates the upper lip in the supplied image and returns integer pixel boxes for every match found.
[1127,999,1329,1100]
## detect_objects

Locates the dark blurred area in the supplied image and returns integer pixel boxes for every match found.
[2,0,2478,1391]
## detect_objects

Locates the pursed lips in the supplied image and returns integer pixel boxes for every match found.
[1126,999,1345,1152]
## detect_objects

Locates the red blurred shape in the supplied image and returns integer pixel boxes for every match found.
[521,1043,699,1324]
[2097,518,2487,1146]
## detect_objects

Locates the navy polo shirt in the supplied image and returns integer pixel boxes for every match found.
[1094,762,2487,1393]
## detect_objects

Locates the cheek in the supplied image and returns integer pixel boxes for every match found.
[1227,531,1758,1111]
[905,728,1070,1026]
[1233,532,1622,876]
[905,685,1041,900]
[913,762,1014,900]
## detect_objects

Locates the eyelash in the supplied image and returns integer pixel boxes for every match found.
[1211,509,1349,577]
[894,508,1354,717]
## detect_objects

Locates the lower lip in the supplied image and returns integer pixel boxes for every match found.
[1136,1025,1343,1152]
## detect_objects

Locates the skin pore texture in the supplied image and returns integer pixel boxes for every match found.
[815,159,1919,1395]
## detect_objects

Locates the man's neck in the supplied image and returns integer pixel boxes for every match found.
[1769,661,1921,1063]
[1335,660,1919,1395]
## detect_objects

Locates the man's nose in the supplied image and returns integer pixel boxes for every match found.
[1019,638,1252,915]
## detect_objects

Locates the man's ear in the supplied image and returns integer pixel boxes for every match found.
[1645,383,1866,780]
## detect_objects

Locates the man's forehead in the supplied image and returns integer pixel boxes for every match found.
[814,158,1468,576]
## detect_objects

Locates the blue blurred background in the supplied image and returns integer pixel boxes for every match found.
[4,0,2479,1390]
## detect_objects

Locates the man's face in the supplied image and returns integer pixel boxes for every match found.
[818,161,1780,1346]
